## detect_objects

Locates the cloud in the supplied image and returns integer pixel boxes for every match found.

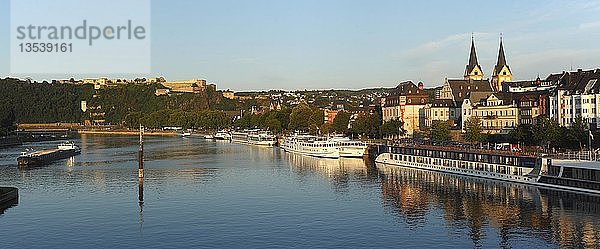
[403,32,496,60]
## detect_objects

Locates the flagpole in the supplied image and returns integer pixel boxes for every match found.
[589,128,593,161]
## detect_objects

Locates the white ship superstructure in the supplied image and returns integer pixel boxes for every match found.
[280,134,367,158]
[231,129,277,147]
[375,145,600,195]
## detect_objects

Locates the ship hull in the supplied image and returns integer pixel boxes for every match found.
[376,152,600,195]
[17,149,80,167]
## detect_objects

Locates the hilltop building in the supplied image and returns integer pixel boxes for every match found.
[162,79,208,93]
[222,90,235,99]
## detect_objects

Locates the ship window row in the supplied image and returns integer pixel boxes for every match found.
[391,154,527,176]
[539,177,600,191]
[302,143,336,147]
[561,167,600,182]
[389,147,536,167]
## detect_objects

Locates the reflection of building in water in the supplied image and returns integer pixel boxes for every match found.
[378,164,600,248]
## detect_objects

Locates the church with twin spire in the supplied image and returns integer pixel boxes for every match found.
[463,36,512,92]
[429,35,517,132]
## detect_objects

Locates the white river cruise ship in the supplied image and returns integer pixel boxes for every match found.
[231,130,277,147]
[375,144,600,195]
[280,134,367,158]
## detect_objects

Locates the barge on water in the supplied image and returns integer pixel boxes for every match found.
[17,142,81,167]
[375,145,600,195]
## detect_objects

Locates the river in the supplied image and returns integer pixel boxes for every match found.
[0,135,599,248]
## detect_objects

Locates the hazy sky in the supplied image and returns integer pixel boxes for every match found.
[1,0,599,90]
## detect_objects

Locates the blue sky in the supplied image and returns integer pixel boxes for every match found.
[1,0,600,90]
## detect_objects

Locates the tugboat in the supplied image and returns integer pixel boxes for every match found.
[17,141,81,167]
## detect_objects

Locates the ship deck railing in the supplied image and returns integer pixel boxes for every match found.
[552,151,600,161]
[386,143,538,158]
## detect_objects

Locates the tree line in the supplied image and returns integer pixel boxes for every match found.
[424,115,595,151]
[232,104,405,139]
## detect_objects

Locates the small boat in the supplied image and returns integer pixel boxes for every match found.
[17,141,81,167]
[203,134,214,139]
[214,132,231,140]
[180,132,192,137]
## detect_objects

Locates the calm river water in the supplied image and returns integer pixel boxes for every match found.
[1,135,599,248]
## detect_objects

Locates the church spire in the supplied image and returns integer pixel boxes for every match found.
[464,34,483,80]
[496,36,506,67]
[492,34,512,92]
[468,35,479,68]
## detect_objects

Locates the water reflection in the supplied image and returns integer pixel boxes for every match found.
[284,152,379,192]
[0,187,18,215]
[138,177,144,232]
[377,164,600,248]
[3,135,600,248]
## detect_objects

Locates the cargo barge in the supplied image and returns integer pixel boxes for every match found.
[17,142,81,167]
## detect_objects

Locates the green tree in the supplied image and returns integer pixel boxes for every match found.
[350,112,381,138]
[288,104,313,132]
[123,112,142,129]
[381,118,405,138]
[463,117,486,144]
[430,120,451,142]
[0,103,16,135]
[264,117,282,133]
[309,108,325,134]
[532,115,560,151]
[320,122,333,134]
[569,116,588,150]
[331,111,351,134]
[509,124,535,146]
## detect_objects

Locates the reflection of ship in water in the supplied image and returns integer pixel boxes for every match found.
[0,187,18,215]
[285,153,377,190]
[378,164,600,248]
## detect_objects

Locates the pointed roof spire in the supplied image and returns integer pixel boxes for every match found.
[493,34,510,76]
[468,34,479,67]
[465,34,481,78]
[497,34,506,66]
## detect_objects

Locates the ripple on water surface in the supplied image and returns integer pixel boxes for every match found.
[0,135,599,248]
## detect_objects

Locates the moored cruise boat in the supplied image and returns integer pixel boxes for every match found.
[375,145,600,195]
[537,159,600,194]
[248,132,277,146]
[231,130,277,146]
[331,137,368,158]
[231,131,249,144]
[280,134,367,158]
[213,131,231,140]
[17,141,81,167]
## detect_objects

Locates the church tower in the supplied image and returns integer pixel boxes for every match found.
[491,37,512,92]
[464,37,484,80]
